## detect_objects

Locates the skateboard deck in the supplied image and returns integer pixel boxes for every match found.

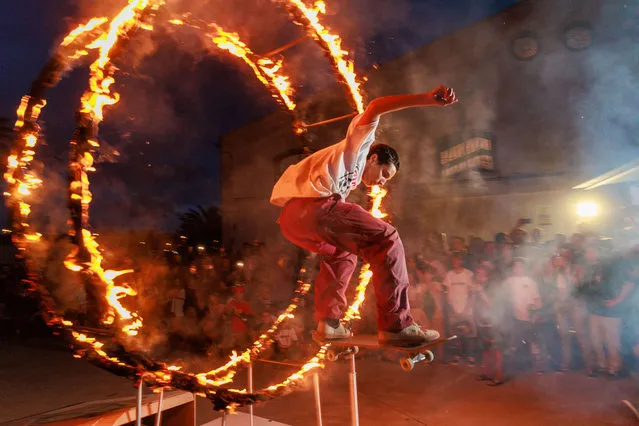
[313,332,457,371]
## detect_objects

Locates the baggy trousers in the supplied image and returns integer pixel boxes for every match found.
[278,194,413,332]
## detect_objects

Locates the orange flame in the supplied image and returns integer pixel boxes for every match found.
[369,184,388,219]
[13,96,29,129]
[80,0,156,123]
[25,233,42,242]
[265,345,327,393]
[202,342,329,398]
[66,0,159,336]
[65,230,142,335]
[342,264,371,322]
[4,97,47,235]
[71,331,128,366]
[9,15,108,177]
[284,0,363,112]
[6,0,377,406]
[208,25,296,111]
[5,0,163,400]
[61,18,109,47]
[279,187,386,400]
[342,185,387,321]
[198,282,311,385]
[168,17,297,111]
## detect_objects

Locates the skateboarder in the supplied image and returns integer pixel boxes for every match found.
[271,86,458,346]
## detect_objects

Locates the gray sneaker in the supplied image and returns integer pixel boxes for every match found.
[378,324,440,347]
[316,320,352,340]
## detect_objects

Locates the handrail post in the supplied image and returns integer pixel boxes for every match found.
[349,355,359,426]
[313,372,323,426]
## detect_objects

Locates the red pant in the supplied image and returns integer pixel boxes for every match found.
[279,195,413,332]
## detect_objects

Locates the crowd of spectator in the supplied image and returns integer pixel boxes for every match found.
[2,219,639,385]
[398,221,639,386]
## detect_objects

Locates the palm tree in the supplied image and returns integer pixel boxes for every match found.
[176,205,222,248]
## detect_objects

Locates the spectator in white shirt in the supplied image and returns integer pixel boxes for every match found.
[443,253,477,364]
[505,258,544,372]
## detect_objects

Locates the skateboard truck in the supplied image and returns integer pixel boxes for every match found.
[326,346,359,362]
[400,350,435,372]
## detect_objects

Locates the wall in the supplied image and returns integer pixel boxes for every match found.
[221,0,639,250]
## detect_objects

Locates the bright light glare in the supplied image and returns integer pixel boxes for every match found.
[577,202,598,217]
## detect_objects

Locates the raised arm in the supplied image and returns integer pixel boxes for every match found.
[358,85,457,125]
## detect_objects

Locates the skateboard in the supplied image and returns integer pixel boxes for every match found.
[313,333,457,372]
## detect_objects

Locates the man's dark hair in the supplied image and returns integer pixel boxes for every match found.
[367,144,400,170]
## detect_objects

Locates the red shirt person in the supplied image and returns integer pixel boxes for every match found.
[228,285,253,334]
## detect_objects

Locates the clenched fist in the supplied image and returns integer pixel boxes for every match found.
[429,85,457,106]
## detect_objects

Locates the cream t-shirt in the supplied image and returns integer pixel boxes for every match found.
[506,276,541,321]
[444,269,474,315]
[270,114,379,206]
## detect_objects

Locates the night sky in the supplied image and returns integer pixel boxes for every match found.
[0,0,521,231]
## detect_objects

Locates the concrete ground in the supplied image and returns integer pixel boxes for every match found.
[2,340,639,425]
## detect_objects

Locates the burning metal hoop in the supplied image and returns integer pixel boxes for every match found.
[4,0,377,414]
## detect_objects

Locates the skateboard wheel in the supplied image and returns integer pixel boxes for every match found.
[424,350,434,363]
[326,348,339,362]
[400,357,414,372]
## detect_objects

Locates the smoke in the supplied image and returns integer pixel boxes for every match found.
[576,21,639,173]
[343,0,639,244]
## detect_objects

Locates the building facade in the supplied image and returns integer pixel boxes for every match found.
[221,0,639,252]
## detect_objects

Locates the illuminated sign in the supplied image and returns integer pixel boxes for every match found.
[438,133,496,178]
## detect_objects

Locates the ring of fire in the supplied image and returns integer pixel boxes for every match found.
[3,0,385,412]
